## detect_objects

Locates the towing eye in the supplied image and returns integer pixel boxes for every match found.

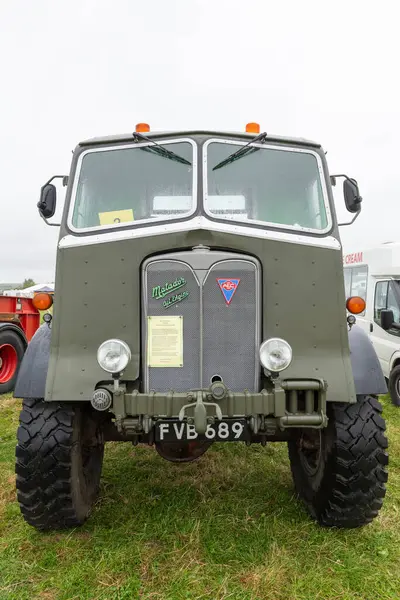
[178,390,223,434]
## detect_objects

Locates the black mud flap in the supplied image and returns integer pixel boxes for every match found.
[348,325,387,396]
[14,324,51,399]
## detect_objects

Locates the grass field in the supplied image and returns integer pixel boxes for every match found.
[1,394,400,600]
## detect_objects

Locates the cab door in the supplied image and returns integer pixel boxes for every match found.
[370,279,400,378]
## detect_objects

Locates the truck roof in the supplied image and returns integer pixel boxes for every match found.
[79,130,322,149]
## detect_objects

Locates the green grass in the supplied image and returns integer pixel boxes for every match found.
[1,395,400,600]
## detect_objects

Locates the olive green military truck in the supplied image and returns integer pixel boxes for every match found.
[14,123,388,530]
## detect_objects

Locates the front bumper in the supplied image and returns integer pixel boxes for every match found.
[107,378,328,437]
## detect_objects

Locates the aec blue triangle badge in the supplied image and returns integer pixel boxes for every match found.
[217,278,240,305]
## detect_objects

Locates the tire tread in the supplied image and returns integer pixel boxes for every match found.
[16,398,88,530]
[289,395,389,528]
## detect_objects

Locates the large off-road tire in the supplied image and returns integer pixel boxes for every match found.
[389,365,400,407]
[16,398,104,530]
[0,329,25,394]
[288,395,388,528]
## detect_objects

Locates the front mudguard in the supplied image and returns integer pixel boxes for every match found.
[348,324,387,396]
[14,324,51,399]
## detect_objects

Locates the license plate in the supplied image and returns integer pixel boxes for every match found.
[155,419,249,442]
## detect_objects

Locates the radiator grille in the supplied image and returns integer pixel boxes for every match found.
[143,251,260,393]
[202,261,258,391]
[144,261,201,392]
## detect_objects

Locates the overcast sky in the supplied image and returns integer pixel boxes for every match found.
[0,0,398,283]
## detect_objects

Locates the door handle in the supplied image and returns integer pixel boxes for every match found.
[370,323,373,332]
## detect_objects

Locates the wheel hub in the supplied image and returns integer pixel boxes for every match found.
[0,343,18,384]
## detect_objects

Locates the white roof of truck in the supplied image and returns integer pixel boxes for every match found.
[79,130,321,148]
[343,242,400,277]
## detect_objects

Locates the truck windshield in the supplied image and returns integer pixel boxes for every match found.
[205,141,329,232]
[71,141,195,230]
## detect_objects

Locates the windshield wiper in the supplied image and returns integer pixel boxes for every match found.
[132,132,192,166]
[212,132,268,171]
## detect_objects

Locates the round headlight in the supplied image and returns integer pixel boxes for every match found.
[97,339,131,374]
[259,338,292,373]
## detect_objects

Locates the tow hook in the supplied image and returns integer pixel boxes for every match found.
[178,391,223,434]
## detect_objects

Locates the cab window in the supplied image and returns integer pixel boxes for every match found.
[71,141,195,230]
[374,280,400,336]
[206,142,329,233]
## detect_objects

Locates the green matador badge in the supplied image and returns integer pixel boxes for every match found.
[152,277,190,308]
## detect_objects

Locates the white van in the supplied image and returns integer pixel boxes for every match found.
[343,242,400,404]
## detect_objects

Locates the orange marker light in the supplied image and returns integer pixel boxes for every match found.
[346,296,366,315]
[246,122,260,134]
[32,293,53,311]
[135,123,150,133]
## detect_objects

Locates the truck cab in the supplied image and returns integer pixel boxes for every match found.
[14,124,388,531]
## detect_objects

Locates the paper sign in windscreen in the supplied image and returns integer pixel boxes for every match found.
[99,209,134,225]
[147,316,183,367]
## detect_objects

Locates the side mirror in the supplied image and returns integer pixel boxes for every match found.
[343,178,362,213]
[381,309,394,331]
[36,175,66,227]
[38,184,57,219]
[331,174,363,227]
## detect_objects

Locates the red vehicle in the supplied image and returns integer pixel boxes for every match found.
[0,296,41,394]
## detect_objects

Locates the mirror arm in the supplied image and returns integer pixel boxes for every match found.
[338,210,361,227]
[45,174,67,186]
[39,212,61,227]
[331,173,350,181]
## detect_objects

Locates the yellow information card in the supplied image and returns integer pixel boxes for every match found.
[147,316,183,368]
[98,209,134,226]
